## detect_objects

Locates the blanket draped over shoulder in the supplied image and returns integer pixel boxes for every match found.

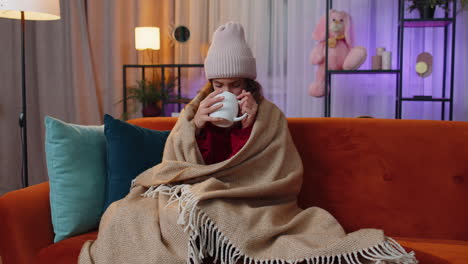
[79,92,417,264]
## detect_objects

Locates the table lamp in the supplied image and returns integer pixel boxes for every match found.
[0,0,61,188]
[135,27,160,51]
[135,27,160,65]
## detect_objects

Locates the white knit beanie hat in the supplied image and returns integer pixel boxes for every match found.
[204,22,257,80]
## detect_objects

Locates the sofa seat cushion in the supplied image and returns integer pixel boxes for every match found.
[34,233,468,264]
[35,231,98,264]
[395,237,468,264]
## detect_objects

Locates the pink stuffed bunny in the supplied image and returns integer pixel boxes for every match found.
[309,10,367,97]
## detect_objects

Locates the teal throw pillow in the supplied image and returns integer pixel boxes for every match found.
[103,114,170,211]
[45,116,106,243]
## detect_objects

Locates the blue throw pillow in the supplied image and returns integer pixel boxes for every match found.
[103,114,170,210]
[44,116,106,243]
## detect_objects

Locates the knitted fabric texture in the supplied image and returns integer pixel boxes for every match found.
[204,22,257,80]
[79,92,417,264]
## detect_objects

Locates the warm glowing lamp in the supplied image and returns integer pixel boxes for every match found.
[0,0,60,20]
[135,27,161,50]
[0,0,61,188]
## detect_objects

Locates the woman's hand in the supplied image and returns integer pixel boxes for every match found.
[194,89,225,130]
[237,90,258,129]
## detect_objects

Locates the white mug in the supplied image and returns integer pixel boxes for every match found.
[209,91,248,127]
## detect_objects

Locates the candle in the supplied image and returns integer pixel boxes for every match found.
[382,51,392,70]
[372,55,382,70]
[376,47,386,56]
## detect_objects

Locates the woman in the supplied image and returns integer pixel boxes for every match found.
[193,21,263,165]
[194,78,263,164]
[79,22,416,264]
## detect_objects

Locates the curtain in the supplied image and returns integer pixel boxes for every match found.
[0,0,174,194]
[176,0,468,119]
[0,0,98,194]
[0,17,23,195]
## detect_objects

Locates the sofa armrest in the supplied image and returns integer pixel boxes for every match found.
[0,182,54,264]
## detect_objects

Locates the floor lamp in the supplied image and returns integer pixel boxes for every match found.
[0,0,60,188]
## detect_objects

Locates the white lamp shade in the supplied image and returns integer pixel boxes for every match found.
[0,0,60,20]
[135,27,160,50]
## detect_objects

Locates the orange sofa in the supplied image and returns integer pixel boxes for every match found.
[1,117,468,264]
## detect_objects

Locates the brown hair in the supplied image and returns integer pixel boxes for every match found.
[196,79,264,104]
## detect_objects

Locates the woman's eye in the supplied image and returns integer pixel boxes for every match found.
[340,19,343,22]
[233,83,241,87]
[332,19,336,21]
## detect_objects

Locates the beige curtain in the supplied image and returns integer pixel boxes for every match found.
[0,0,174,195]
[0,18,23,195]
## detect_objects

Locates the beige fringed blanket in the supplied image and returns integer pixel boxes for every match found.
[79,93,417,264]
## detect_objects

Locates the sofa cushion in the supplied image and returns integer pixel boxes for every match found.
[34,234,468,264]
[396,237,468,264]
[35,231,98,264]
[289,118,468,240]
[103,114,170,211]
[45,116,106,243]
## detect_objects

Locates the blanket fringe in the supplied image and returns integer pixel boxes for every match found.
[142,185,418,264]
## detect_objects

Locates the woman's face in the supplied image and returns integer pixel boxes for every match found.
[212,78,246,96]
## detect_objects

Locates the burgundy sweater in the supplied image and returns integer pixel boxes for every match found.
[196,122,253,165]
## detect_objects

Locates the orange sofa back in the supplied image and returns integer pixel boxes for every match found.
[129,117,468,241]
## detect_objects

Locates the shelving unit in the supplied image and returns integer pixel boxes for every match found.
[122,64,204,119]
[323,0,457,120]
[396,0,456,120]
